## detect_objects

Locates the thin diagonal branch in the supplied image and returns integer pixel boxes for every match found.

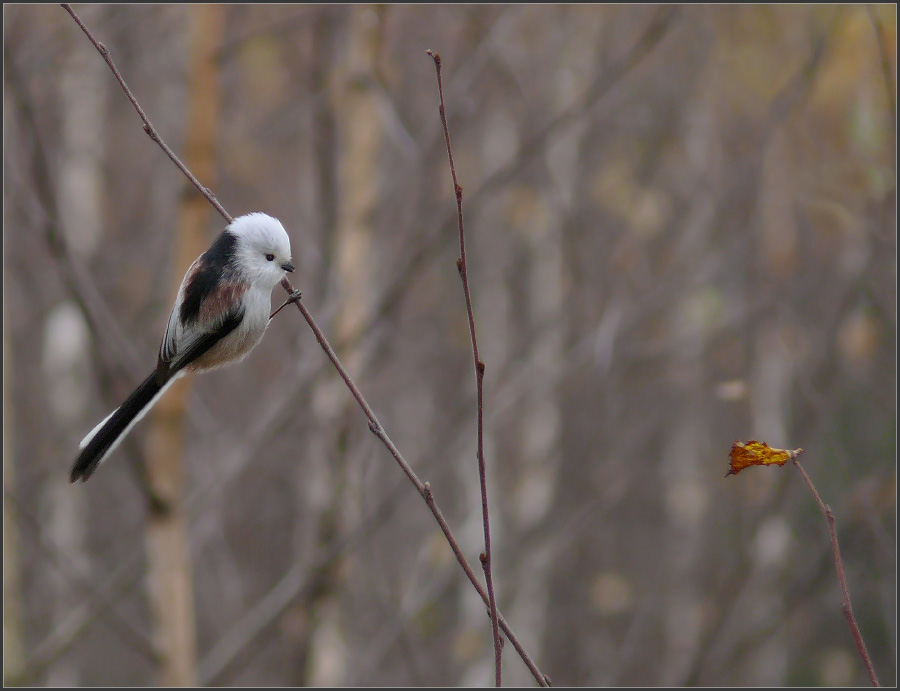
[62,5,548,685]
[791,457,881,687]
[427,48,503,687]
[60,3,232,225]
[278,281,548,686]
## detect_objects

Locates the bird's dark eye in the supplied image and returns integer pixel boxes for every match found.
[265,253,275,262]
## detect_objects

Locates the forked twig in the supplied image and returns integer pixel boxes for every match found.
[427,48,503,687]
[61,5,547,686]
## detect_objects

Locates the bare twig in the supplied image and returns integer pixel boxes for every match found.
[279,279,548,686]
[60,3,232,225]
[61,5,548,685]
[298,7,680,377]
[791,456,881,687]
[427,48,503,687]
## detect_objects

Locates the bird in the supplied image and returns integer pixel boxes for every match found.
[70,212,295,482]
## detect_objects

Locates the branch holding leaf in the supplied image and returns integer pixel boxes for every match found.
[726,439,881,687]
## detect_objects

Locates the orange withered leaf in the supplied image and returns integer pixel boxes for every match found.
[726,440,804,477]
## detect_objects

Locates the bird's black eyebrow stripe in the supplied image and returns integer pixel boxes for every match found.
[180,230,238,325]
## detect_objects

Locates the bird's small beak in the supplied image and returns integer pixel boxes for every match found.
[281,261,295,273]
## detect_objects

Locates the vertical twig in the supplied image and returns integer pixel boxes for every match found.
[61,5,547,684]
[426,49,503,687]
[279,281,548,686]
[792,457,881,687]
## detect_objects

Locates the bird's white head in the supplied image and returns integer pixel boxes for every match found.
[228,212,294,290]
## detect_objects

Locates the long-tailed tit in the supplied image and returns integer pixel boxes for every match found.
[70,212,295,483]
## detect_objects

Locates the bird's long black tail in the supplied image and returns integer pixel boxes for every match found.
[70,371,169,483]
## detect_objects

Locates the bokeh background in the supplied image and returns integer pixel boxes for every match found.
[3,4,896,687]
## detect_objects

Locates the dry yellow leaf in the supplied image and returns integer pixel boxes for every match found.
[726,440,804,477]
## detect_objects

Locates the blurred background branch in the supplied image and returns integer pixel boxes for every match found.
[3,4,896,686]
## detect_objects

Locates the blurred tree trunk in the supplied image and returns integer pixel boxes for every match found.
[40,303,94,686]
[658,50,718,684]
[278,10,341,683]
[500,136,573,686]
[541,276,602,684]
[739,322,791,685]
[299,5,384,686]
[331,4,382,364]
[3,318,25,685]
[736,130,799,685]
[310,10,340,297]
[38,30,108,684]
[5,4,895,686]
[144,5,224,685]
[659,372,709,685]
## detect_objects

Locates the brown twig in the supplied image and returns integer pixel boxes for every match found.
[279,279,548,686]
[427,48,503,687]
[791,456,881,687]
[62,5,547,685]
[60,3,232,225]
